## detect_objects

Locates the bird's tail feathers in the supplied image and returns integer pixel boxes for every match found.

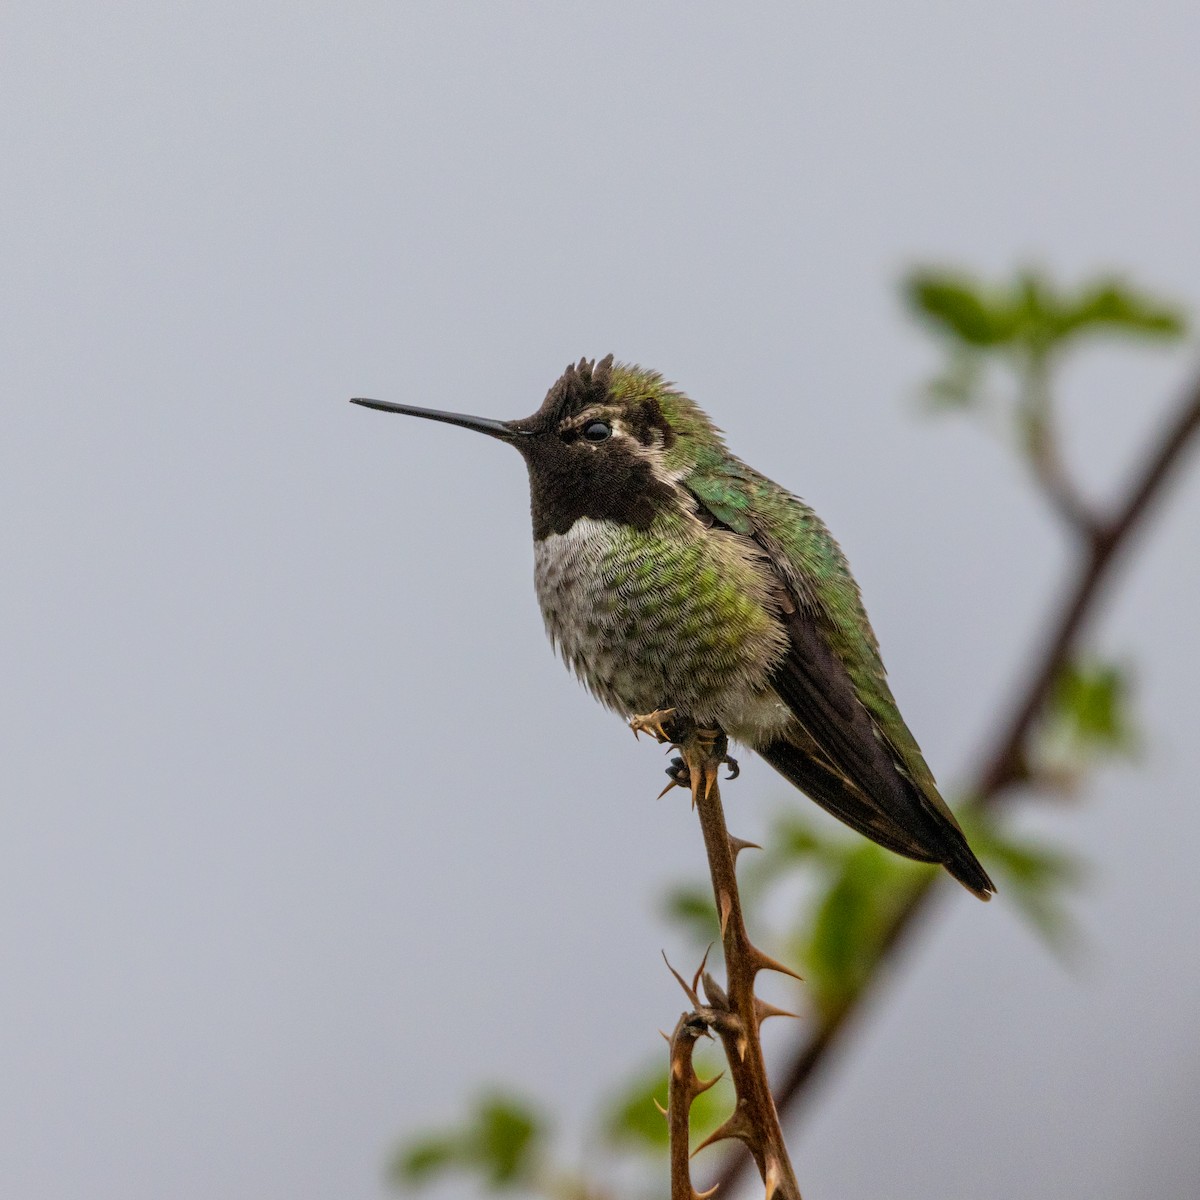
[760,738,995,900]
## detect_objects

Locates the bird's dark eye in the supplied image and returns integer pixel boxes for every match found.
[582,420,612,443]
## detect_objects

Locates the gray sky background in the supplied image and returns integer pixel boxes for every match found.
[3,4,1199,1199]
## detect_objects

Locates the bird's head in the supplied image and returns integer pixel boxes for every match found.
[352,355,727,538]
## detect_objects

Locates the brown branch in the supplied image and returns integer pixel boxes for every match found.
[637,712,804,1198]
[1024,409,1103,541]
[711,367,1200,1198]
[979,369,1200,796]
[665,1009,719,1200]
[687,730,801,1200]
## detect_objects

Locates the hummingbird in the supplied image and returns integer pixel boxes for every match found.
[352,356,994,899]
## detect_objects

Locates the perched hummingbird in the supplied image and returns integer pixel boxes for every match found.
[352,356,994,899]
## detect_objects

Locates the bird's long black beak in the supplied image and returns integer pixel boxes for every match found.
[350,398,526,443]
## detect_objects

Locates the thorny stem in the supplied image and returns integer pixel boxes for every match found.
[666,1011,717,1200]
[648,720,802,1200]
[712,368,1200,1197]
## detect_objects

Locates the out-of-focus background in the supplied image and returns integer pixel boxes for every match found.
[3,5,1198,1198]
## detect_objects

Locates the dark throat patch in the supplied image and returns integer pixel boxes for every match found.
[522,436,677,539]
[516,354,680,538]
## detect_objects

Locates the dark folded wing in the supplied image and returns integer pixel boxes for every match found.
[683,469,995,895]
[766,603,938,846]
[763,602,993,895]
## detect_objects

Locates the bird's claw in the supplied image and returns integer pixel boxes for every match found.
[630,708,681,744]
[658,755,691,798]
[658,751,739,798]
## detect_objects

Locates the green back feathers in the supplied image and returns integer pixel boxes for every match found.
[615,362,941,800]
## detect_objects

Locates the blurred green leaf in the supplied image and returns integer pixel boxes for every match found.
[966,819,1086,956]
[767,811,838,862]
[1052,281,1186,341]
[924,346,986,411]
[662,885,719,943]
[667,813,849,950]
[390,1092,544,1192]
[905,273,1020,346]
[751,812,850,892]
[394,1136,460,1185]
[602,1056,731,1155]
[603,1063,671,1152]
[475,1096,541,1187]
[908,268,1185,357]
[1035,660,1139,783]
[802,843,928,1016]
[1053,661,1133,747]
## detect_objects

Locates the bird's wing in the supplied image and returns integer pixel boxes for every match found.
[684,464,971,842]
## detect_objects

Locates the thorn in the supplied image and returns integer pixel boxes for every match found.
[701,972,729,1011]
[691,1110,753,1156]
[657,779,680,799]
[690,944,713,996]
[662,951,701,1006]
[718,890,733,939]
[694,1184,720,1200]
[764,1154,782,1200]
[749,945,804,982]
[692,1068,724,1095]
[728,834,761,859]
[660,1029,672,1043]
[754,997,798,1025]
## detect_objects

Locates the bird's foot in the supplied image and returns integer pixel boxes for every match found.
[658,750,740,798]
[657,755,692,798]
[692,725,730,766]
[631,711,736,803]
[630,708,685,745]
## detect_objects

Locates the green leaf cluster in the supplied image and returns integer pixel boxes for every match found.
[799,841,928,1014]
[961,816,1085,955]
[744,814,930,1017]
[601,1054,730,1154]
[903,269,1186,414]
[392,1093,543,1192]
[663,799,1094,1017]
[1048,660,1136,751]
[390,1059,733,1199]
[907,270,1184,354]
[1033,658,1139,786]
